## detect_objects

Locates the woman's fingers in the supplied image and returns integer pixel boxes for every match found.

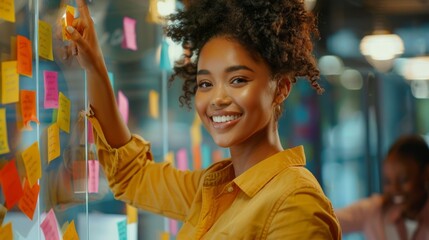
[76,0,92,22]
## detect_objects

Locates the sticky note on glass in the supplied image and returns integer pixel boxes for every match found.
[190,123,202,147]
[57,92,71,133]
[44,71,59,109]
[149,90,159,119]
[0,0,15,23]
[48,123,60,162]
[126,204,138,224]
[18,180,40,220]
[160,38,171,70]
[117,90,129,124]
[40,209,60,240]
[176,148,188,171]
[159,232,170,240]
[20,90,39,128]
[122,16,137,51]
[192,145,201,170]
[169,219,178,235]
[0,222,13,240]
[63,220,79,240]
[164,151,175,167]
[0,160,23,209]
[0,108,10,155]
[1,61,19,104]
[117,219,127,240]
[22,141,42,187]
[88,160,99,193]
[17,35,33,77]
[201,144,211,169]
[38,20,54,61]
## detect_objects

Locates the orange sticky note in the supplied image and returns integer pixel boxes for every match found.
[17,35,32,77]
[57,92,71,133]
[48,123,60,162]
[0,222,13,240]
[0,0,15,23]
[192,145,202,170]
[21,141,42,187]
[63,220,79,240]
[18,180,40,220]
[38,20,54,61]
[149,90,159,119]
[159,232,170,240]
[1,61,19,104]
[0,108,10,155]
[0,160,23,209]
[20,90,39,129]
[126,204,138,224]
[65,5,75,26]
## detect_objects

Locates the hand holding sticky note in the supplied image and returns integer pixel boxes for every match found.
[63,5,75,40]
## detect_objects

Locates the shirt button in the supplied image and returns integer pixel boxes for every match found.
[227,186,234,193]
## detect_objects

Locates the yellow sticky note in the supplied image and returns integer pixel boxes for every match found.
[0,0,15,23]
[159,232,170,240]
[164,151,175,167]
[126,204,138,224]
[149,90,159,119]
[57,92,71,133]
[0,222,13,240]
[190,114,202,146]
[63,220,79,240]
[38,20,54,61]
[21,141,42,187]
[0,108,10,155]
[48,123,60,162]
[1,61,19,104]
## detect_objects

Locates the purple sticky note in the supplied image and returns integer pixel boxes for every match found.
[40,209,60,240]
[117,90,129,124]
[44,71,59,109]
[122,16,137,51]
[169,218,178,235]
[88,160,99,193]
[176,148,188,171]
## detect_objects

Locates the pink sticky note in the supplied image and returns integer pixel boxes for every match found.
[176,148,188,171]
[43,71,59,109]
[88,160,99,193]
[121,17,137,51]
[40,209,60,240]
[169,219,178,235]
[117,90,129,124]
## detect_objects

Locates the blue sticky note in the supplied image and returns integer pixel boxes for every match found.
[160,39,171,71]
[201,144,211,169]
[117,219,127,240]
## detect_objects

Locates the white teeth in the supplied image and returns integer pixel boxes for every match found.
[212,115,240,123]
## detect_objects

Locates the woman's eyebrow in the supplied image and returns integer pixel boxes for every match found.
[197,65,254,75]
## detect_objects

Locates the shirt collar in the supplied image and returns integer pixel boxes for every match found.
[233,145,306,197]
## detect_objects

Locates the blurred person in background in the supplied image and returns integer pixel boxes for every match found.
[336,134,429,240]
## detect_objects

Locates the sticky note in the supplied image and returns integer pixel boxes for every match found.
[57,92,71,133]
[0,108,10,154]
[160,38,171,70]
[117,219,127,240]
[65,5,75,27]
[21,141,42,187]
[108,72,115,88]
[40,209,60,240]
[190,122,202,147]
[146,0,161,24]
[159,232,170,240]
[0,160,23,209]
[18,180,40,220]
[164,151,175,167]
[48,123,60,162]
[17,35,33,77]
[126,205,138,224]
[20,90,39,129]
[122,16,137,51]
[169,219,178,235]
[117,90,129,124]
[44,71,59,109]
[63,220,79,240]
[149,90,159,119]
[201,144,211,168]
[88,160,99,193]
[39,20,54,61]
[192,145,201,170]
[0,204,6,225]
[0,0,15,23]
[1,61,19,104]
[0,222,13,240]
[176,148,188,171]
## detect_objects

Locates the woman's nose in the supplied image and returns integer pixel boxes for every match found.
[211,86,232,108]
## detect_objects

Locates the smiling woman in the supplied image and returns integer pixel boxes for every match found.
[65,0,341,239]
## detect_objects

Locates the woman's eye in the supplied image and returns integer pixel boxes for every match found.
[197,81,212,89]
[231,77,248,85]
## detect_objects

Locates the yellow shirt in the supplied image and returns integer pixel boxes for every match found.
[88,113,341,239]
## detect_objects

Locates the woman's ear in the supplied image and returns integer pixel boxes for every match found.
[275,76,292,104]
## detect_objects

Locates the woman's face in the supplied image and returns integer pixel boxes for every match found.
[195,36,278,148]
[382,153,428,218]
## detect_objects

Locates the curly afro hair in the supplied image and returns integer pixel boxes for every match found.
[165,0,322,108]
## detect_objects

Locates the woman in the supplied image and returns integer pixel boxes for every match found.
[336,135,429,240]
[65,0,341,238]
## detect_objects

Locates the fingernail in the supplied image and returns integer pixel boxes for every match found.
[66,26,74,34]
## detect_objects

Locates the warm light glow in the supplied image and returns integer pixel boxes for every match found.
[360,33,404,61]
[304,0,317,11]
[403,56,429,80]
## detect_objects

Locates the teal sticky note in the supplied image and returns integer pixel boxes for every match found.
[202,144,211,169]
[117,219,127,240]
[160,39,171,71]
[108,72,115,89]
